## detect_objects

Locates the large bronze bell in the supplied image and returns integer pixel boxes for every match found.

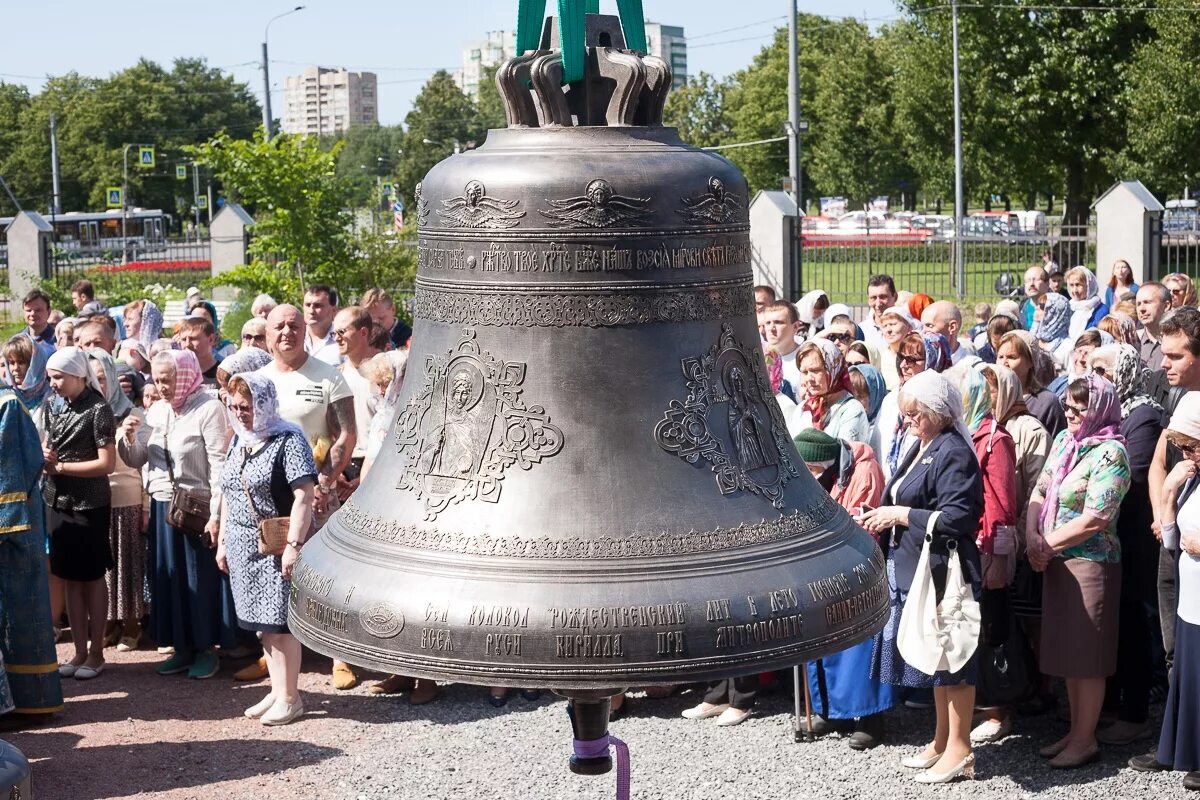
[289,11,887,772]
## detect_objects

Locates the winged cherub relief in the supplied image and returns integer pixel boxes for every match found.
[539,179,652,229]
[436,180,525,229]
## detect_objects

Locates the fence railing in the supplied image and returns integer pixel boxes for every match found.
[799,224,1093,306]
[49,235,211,285]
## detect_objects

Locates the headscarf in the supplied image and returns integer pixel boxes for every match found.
[1010,330,1057,391]
[981,363,1028,423]
[1035,292,1070,348]
[957,364,992,435]
[1038,372,1124,532]
[851,364,886,424]
[1100,343,1162,419]
[1103,312,1137,347]
[799,339,852,430]
[796,290,829,329]
[1168,391,1200,440]
[908,331,953,374]
[226,371,305,449]
[193,300,220,330]
[217,346,272,378]
[138,300,163,347]
[85,349,134,419]
[159,349,204,412]
[897,369,970,446]
[1067,266,1102,340]
[850,340,882,371]
[46,346,102,394]
[1166,273,1198,307]
[908,293,934,321]
[1,333,51,413]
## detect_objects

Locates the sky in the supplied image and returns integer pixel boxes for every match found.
[1,0,903,126]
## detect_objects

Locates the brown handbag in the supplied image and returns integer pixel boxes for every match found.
[163,423,210,538]
[241,442,294,557]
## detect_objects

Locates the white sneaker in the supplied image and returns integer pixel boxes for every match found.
[244,693,277,719]
[681,702,729,720]
[970,716,1012,744]
[261,697,305,726]
[715,707,752,727]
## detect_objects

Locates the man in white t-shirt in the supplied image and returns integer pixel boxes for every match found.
[259,304,360,690]
[859,274,897,350]
[303,285,342,366]
[921,300,977,364]
[332,305,381,500]
[760,300,802,396]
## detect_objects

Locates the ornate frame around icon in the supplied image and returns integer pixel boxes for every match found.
[394,329,563,519]
[654,323,798,508]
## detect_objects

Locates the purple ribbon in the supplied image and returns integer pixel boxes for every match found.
[572,734,630,800]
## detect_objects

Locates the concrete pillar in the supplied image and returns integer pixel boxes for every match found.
[1092,180,1164,287]
[209,203,254,302]
[5,211,53,304]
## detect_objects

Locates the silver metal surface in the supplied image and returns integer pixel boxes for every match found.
[289,13,887,692]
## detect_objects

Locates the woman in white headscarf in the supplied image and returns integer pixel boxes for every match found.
[1065,266,1109,343]
[43,347,117,681]
[860,370,984,783]
[216,372,316,726]
[87,349,147,653]
[795,290,829,338]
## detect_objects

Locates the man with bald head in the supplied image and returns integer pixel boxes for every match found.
[921,300,976,364]
[257,304,360,690]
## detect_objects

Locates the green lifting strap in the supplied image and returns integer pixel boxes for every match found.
[514,0,647,84]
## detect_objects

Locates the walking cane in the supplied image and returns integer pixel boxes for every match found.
[793,663,816,742]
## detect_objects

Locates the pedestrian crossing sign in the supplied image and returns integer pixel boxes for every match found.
[138,146,155,168]
[106,187,123,208]
[196,195,208,210]
[176,165,187,180]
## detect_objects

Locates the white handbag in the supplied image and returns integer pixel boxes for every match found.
[896,512,982,676]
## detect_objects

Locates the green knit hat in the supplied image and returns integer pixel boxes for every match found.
[793,428,840,464]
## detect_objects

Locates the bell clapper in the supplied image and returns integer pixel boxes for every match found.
[559,689,626,775]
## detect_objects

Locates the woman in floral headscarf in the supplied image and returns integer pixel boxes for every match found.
[117,349,235,680]
[1035,291,1071,355]
[2,333,52,436]
[1087,344,1163,745]
[790,339,869,443]
[1027,373,1130,768]
[216,372,316,726]
[874,332,953,480]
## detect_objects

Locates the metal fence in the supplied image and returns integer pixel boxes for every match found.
[49,235,211,286]
[798,223,1093,307]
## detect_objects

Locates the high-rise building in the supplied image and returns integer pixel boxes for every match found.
[644,22,687,89]
[454,22,687,99]
[457,30,519,99]
[282,67,379,137]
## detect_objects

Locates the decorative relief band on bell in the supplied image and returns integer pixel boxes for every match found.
[334,495,840,558]
[539,179,653,229]
[412,278,754,328]
[678,178,745,226]
[655,323,800,508]
[436,180,525,229]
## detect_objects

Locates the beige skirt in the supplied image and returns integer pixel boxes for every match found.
[1040,557,1121,678]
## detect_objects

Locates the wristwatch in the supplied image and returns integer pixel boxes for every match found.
[287,539,303,550]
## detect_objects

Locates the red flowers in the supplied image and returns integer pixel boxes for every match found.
[94,260,210,274]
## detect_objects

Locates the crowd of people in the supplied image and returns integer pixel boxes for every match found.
[0,261,1198,787]
[741,263,1200,787]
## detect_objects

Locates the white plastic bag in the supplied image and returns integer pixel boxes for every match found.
[897,513,981,676]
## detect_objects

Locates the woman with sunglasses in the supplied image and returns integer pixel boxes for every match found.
[1027,373,1130,768]
[875,332,953,480]
[1086,344,1164,746]
[1165,273,1198,309]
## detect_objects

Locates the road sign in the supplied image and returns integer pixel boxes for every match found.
[138,146,155,168]
[176,165,187,180]
[382,182,395,199]
[196,195,208,210]
[106,187,123,208]
[393,199,405,212]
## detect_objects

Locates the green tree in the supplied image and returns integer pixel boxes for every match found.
[476,64,508,132]
[394,71,486,209]
[189,129,355,300]
[0,83,31,214]
[334,123,406,206]
[663,72,731,149]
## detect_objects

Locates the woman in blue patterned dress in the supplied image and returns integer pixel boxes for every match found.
[216,372,316,727]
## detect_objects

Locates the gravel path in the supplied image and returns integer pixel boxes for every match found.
[3,643,1187,799]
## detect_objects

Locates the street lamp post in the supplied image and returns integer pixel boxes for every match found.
[121,143,151,263]
[262,6,306,138]
[952,0,965,298]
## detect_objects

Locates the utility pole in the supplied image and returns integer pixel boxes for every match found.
[49,113,62,215]
[787,0,803,298]
[952,0,965,298]
[262,6,306,138]
[122,143,132,263]
[192,162,202,235]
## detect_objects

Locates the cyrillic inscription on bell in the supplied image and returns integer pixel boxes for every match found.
[288,10,887,759]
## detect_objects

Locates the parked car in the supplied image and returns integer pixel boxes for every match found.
[1165,199,1200,234]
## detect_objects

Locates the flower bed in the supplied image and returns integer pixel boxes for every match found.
[94,259,211,274]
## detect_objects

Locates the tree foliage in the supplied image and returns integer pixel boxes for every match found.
[394,71,488,212]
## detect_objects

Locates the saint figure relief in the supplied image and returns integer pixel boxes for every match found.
[420,370,482,477]
[725,365,775,472]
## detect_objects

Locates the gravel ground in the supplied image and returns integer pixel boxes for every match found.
[2,643,1188,799]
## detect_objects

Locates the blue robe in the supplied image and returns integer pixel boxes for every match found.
[0,390,63,714]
